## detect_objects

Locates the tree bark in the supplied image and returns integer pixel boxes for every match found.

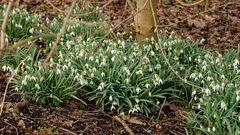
[134,0,157,41]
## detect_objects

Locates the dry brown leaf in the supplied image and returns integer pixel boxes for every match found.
[121,115,146,126]
[18,120,26,128]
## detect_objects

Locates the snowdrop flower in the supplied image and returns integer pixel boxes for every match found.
[35,84,40,90]
[101,72,105,77]
[109,95,113,101]
[220,101,227,110]
[97,82,105,91]
[207,127,211,132]
[111,105,115,110]
[136,87,141,94]
[125,78,130,84]
[155,64,161,70]
[29,28,34,34]
[145,83,150,89]
[236,96,240,102]
[136,70,143,75]
[197,104,201,109]
[21,79,27,85]
[205,88,211,96]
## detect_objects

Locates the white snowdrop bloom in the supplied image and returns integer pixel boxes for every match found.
[233,59,239,69]
[123,56,127,61]
[150,51,155,56]
[198,73,203,78]
[101,72,105,77]
[155,64,161,70]
[111,57,115,62]
[145,83,150,89]
[121,41,125,48]
[202,65,207,71]
[29,28,34,34]
[70,32,75,36]
[109,95,113,101]
[100,58,107,66]
[192,90,196,96]
[136,87,141,94]
[15,87,19,92]
[188,57,192,61]
[148,92,152,96]
[79,50,84,57]
[149,68,153,72]
[180,49,184,53]
[91,73,94,77]
[89,56,94,61]
[207,76,212,81]
[62,65,68,71]
[215,58,220,64]
[110,105,115,110]
[136,70,143,75]
[190,73,196,79]
[97,82,105,91]
[212,84,220,91]
[220,101,227,110]
[30,76,36,81]
[197,104,201,109]
[125,78,130,84]
[35,84,40,90]
[236,96,240,102]
[56,69,62,75]
[205,88,211,96]
[207,127,211,132]
[220,75,225,80]
[21,79,27,85]
[2,65,11,72]
[135,98,139,103]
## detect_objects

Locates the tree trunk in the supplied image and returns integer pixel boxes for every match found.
[134,0,157,41]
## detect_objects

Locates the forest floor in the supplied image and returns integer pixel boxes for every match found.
[0,0,239,134]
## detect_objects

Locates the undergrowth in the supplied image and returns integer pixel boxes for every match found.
[0,4,239,135]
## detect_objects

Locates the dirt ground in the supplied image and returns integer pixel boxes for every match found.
[0,0,239,134]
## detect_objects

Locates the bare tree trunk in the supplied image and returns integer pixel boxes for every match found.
[134,0,157,41]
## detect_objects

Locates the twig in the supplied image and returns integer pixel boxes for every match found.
[175,0,204,7]
[126,0,136,13]
[0,59,25,116]
[4,121,18,135]
[0,33,56,54]
[149,0,203,90]
[158,1,235,28]
[43,0,78,66]
[79,125,89,135]
[44,0,65,13]
[113,116,134,135]
[60,128,77,135]
[71,0,114,17]
[0,0,14,55]
[93,0,150,49]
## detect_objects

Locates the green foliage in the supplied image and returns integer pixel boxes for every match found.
[0,7,39,43]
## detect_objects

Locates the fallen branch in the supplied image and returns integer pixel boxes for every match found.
[43,0,78,66]
[176,0,204,7]
[113,116,134,135]
[0,59,25,116]
[60,128,77,135]
[44,0,65,13]
[0,0,14,55]
[0,33,56,54]
[149,0,203,90]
